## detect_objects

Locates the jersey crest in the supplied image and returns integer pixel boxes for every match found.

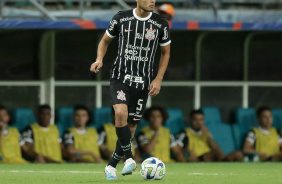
[117,90,126,101]
[145,28,156,40]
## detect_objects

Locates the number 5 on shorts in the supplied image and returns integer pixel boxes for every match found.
[136,99,143,111]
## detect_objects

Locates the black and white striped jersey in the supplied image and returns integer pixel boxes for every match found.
[106,8,171,89]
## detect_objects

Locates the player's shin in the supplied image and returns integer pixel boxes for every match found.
[116,125,134,160]
[108,141,124,168]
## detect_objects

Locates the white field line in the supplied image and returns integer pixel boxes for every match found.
[0,170,263,176]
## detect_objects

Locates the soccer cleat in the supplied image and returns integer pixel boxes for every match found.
[121,158,137,176]
[105,165,118,180]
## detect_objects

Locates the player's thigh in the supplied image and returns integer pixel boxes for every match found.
[110,79,130,126]
[127,88,149,124]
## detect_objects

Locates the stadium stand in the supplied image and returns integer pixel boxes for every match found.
[92,107,112,129]
[272,109,282,130]
[201,107,222,126]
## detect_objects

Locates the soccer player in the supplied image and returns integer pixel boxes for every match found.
[137,106,186,163]
[0,105,28,163]
[243,106,282,161]
[98,108,141,162]
[63,105,103,163]
[90,0,171,180]
[21,105,64,163]
[177,110,243,162]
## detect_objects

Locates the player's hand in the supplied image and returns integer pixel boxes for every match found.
[201,126,212,138]
[259,153,270,160]
[90,60,103,73]
[148,78,162,97]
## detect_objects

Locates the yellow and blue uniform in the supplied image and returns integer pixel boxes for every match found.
[22,123,63,162]
[63,127,101,162]
[245,126,282,158]
[0,127,28,163]
[176,128,211,158]
[137,126,176,163]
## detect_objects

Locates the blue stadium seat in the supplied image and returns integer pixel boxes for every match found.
[165,108,185,136]
[232,108,258,150]
[92,107,112,129]
[206,122,236,155]
[201,107,221,125]
[272,109,282,130]
[56,107,74,136]
[12,108,36,132]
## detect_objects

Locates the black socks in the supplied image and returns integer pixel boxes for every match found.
[116,125,133,160]
[108,140,123,168]
[107,125,134,168]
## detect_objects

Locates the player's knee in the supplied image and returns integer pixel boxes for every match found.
[114,109,128,126]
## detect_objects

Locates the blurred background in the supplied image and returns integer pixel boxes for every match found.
[0,0,282,125]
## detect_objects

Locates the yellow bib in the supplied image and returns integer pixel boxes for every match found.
[69,127,100,162]
[31,124,62,162]
[253,127,280,156]
[142,126,173,163]
[103,123,135,156]
[186,128,211,157]
[0,127,28,163]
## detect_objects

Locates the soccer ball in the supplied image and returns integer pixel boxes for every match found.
[140,157,166,180]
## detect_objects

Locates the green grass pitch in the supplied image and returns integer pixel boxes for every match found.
[0,163,282,184]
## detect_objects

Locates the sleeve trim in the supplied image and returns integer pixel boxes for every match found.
[160,40,171,47]
[176,140,184,148]
[106,30,116,38]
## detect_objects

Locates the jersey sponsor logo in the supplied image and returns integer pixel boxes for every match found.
[162,27,168,40]
[125,74,144,83]
[129,113,142,118]
[109,19,118,31]
[117,90,126,101]
[125,29,134,32]
[126,44,150,51]
[145,28,156,40]
[148,19,162,28]
[135,33,143,39]
[124,54,149,62]
[120,16,135,23]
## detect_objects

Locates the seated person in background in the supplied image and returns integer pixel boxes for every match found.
[21,105,64,163]
[63,105,102,163]
[0,105,28,163]
[98,107,141,162]
[243,106,282,161]
[137,106,185,163]
[177,110,243,162]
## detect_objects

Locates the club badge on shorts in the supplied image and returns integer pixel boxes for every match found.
[117,90,126,101]
[145,28,156,40]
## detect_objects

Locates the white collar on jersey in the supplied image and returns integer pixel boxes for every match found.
[133,8,152,21]
[258,126,270,135]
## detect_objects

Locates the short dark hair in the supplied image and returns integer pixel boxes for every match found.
[74,105,89,116]
[256,106,272,117]
[0,105,7,111]
[143,105,169,124]
[38,104,51,114]
[190,109,204,119]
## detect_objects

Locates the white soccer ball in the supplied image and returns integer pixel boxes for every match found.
[140,157,166,180]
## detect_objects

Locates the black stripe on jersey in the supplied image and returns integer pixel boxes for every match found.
[147,29,159,90]
[136,21,146,89]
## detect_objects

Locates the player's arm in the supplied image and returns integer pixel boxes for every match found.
[90,13,119,73]
[201,126,220,150]
[149,19,171,97]
[138,131,159,155]
[90,34,114,73]
[187,150,199,162]
[243,130,269,159]
[170,134,185,162]
[149,44,170,97]
[63,130,102,163]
